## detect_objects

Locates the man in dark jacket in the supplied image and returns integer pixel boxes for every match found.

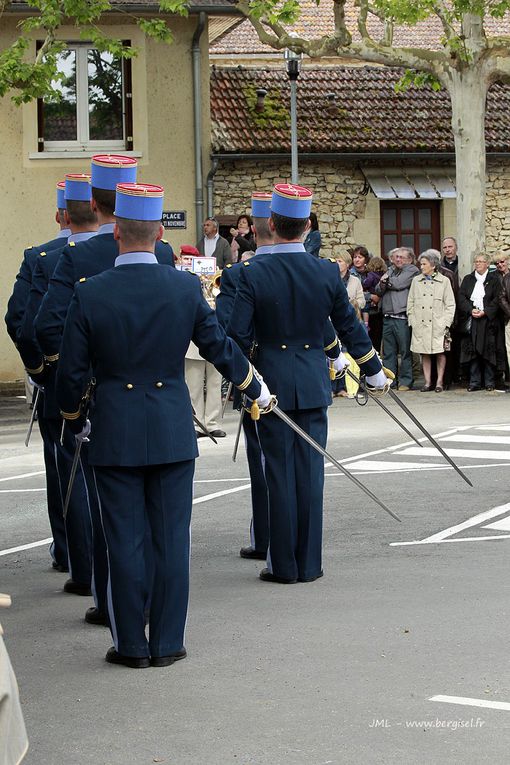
[375,247,419,390]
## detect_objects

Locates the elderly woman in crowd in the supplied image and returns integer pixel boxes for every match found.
[407,249,455,392]
[458,253,504,391]
[335,252,366,309]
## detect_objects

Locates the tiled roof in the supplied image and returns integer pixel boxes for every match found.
[210,0,510,55]
[211,66,510,155]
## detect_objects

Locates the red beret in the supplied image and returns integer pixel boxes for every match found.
[180,245,200,256]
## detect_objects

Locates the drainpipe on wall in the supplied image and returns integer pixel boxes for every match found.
[206,158,219,218]
[192,12,206,243]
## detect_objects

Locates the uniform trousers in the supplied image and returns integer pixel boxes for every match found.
[93,460,194,658]
[185,358,222,430]
[242,414,269,553]
[256,407,327,581]
[37,411,68,569]
[45,418,92,586]
[505,322,510,374]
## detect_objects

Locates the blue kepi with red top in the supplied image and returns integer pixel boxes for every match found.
[114,183,164,221]
[91,154,138,190]
[65,173,91,202]
[251,191,272,218]
[270,183,313,219]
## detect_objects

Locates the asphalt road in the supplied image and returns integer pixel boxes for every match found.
[1,390,510,765]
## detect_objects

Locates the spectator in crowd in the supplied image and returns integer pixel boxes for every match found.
[441,236,459,273]
[349,245,370,279]
[375,247,419,391]
[498,254,510,388]
[230,214,255,263]
[363,256,387,352]
[407,249,456,393]
[196,217,232,269]
[304,212,321,258]
[0,593,28,764]
[458,253,504,391]
[335,252,366,308]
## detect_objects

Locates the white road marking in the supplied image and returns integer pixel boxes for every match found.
[483,516,510,531]
[344,460,443,472]
[0,488,45,493]
[0,538,53,557]
[475,425,510,431]
[400,446,510,460]
[391,502,510,547]
[392,534,510,546]
[0,470,45,483]
[430,695,510,712]
[441,434,510,445]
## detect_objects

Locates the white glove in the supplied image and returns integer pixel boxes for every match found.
[75,418,91,444]
[256,380,272,409]
[333,352,349,374]
[366,369,392,394]
[28,377,44,392]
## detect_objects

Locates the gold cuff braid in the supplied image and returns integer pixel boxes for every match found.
[355,348,376,365]
[44,353,59,363]
[25,362,44,375]
[237,364,254,391]
[324,337,339,352]
[61,409,81,421]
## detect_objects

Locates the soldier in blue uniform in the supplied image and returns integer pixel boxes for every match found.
[35,154,175,626]
[228,183,390,584]
[17,173,99,596]
[4,180,72,572]
[216,192,274,560]
[55,182,270,668]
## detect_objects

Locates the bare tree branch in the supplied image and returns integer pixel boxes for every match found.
[332,0,352,46]
[432,0,456,42]
[34,30,55,65]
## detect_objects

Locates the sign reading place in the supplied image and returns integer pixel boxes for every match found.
[162,211,187,229]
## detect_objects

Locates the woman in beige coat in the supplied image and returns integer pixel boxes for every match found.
[407,249,456,392]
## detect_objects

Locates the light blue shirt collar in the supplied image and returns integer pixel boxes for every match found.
[255,245,273,256]
[271,243,306,254]
[58,228,71,239]
[115,251,158,267]
[67,231,97,244]
[98,223,116,235]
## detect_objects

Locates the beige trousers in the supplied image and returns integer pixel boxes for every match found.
[185,358,222,431]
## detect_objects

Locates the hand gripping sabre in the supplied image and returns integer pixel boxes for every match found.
[24,387,41,447]
[246,396,401,523]
[63,378,96,519]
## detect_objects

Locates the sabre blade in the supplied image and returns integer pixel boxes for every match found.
[387,388,473,487]
[24,387,40,447]
[232,406,245,463]
[63,440,82,519]
[345,369,422,448]
[192,413,217,444]
[271,403,401,522]
[221,381,233,418]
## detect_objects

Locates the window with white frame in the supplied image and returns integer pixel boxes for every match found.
[37,42,133,152]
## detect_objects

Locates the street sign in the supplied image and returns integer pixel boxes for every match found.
[162,211,187,229]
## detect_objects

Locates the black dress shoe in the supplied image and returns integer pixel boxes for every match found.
[63,579,91,596]
[486,386,495,392]
[150,649,187,667]
[84,607,108,626]
[467,385,481,392]
[240,546,266,560]
[105,647,150,669]
[298,571,324,583]
[52,562,69,573]
[259,568,297,584]
[209,429,226,438]
[195,431,208,438]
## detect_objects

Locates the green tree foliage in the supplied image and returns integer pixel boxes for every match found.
[0,0,189,104]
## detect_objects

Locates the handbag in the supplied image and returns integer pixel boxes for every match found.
[443,328,452,352]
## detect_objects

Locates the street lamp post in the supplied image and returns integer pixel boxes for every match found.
[284,47,302,184]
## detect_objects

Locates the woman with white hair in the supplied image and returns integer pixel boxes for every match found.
[458,253,504,391]
[407,249,455,392]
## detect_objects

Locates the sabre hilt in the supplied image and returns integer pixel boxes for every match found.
[244,395,277,420]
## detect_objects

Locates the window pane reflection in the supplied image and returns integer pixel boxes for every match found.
[43,50,77,141]
[401,209,414,231]
[88,50,123,140]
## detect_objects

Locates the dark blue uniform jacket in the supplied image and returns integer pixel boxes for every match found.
[35,234,174,358]
[228,247,382,410]
[55,264,260,467]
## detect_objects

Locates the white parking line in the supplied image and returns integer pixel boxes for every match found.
[400,446,510,460]
[0,470,45,483]
[430,695,510,712]
[0,538,53,557]
[391,503,510,546]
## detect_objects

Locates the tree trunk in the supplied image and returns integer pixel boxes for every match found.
[446,69,489,278]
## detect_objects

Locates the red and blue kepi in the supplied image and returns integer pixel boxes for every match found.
[114,183,164,221]
[270,183,313,219]
[91,154,138,190]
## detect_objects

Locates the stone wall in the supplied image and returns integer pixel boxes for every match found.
[213,157,510,260]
